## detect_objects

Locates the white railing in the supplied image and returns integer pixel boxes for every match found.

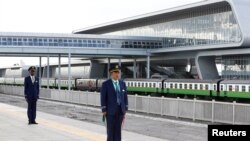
[0,85,250,124]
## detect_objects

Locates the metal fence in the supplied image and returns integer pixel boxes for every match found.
[0,85,250,124]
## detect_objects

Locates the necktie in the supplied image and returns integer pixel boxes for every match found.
[114,81,121,105]
[32,76,35,83]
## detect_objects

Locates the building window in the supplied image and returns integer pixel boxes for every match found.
[105,5,241,49]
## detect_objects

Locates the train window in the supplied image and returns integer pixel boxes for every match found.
[142,83,144,87]
[164,83,167,88]
[179,84,182,89]
[205,85,208,90]
[194,84,197,90]
[229,85,233,91]
[145,83,148,87]
[184,84,187,89]
[220,85,223,91]
[189,84,192,89]
[200,84,203,90]
[158,83,162,88]
[131,82,134,87]
[249,86,250,92]
[149,83,152,88]
[153,83,156,87]
[170,83,173,89]
[175,83,177,89]
[138,83,141,87]
[242,86,246,92]
[214,85,216,91]
[235,85,239,92]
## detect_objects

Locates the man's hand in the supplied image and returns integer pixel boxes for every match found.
[103,112,107,116]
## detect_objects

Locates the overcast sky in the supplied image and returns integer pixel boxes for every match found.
[0,0,202,67]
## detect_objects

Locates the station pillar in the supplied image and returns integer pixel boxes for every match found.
[58,54,61,90]
[118,58,121,66]
[39,56,42,88]
[107,58,110,79]
[47,55,50,89]
[195,56,219,80]
[133,58,137,79]
[147,55,151,79]
[68,49,71,90]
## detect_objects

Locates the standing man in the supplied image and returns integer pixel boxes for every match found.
[101,64,128,141]
[24,66,39,125]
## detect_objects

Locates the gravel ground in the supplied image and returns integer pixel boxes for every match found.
[0,93,207,141]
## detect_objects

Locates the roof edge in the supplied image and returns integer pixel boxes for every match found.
[73,0,226,34]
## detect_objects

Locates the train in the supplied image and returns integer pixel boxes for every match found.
[0,77,250,99]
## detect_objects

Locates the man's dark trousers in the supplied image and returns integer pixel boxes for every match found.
[106,106,124,141]
[27,99,37,123]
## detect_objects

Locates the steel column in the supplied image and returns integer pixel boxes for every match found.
[47,55,50,89]
[68,49,71,90]
[39,56,42,88]
[58,54,61,90]
[107,58,110,79]
[147,55,150,79]
[133,58,137,79]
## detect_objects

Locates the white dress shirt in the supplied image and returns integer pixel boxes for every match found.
[30,75,35,83]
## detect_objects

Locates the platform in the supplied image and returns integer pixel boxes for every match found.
[0,103,166,141]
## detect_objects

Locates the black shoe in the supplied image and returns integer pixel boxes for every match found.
[32,122,38,124]
[28,122,32,125]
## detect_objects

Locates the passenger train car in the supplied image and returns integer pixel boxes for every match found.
[0,77,250,99]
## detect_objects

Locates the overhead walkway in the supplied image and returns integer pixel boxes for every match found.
[0,32,163,57]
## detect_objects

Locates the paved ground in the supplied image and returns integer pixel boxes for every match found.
[0,94,208,141]
[0,103,167,141]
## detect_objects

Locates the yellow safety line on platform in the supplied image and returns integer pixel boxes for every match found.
[0,104,106,141]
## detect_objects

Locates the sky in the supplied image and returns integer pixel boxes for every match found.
[0,0,202,67]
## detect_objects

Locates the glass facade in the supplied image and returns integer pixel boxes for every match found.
[0,36,162,49]
[221,56,250,80]
[105,4,242,48]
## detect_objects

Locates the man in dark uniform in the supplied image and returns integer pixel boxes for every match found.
[101,65,128,141]
[24,66,39,125]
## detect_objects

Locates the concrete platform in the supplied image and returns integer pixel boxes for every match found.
[0,103,166,141]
